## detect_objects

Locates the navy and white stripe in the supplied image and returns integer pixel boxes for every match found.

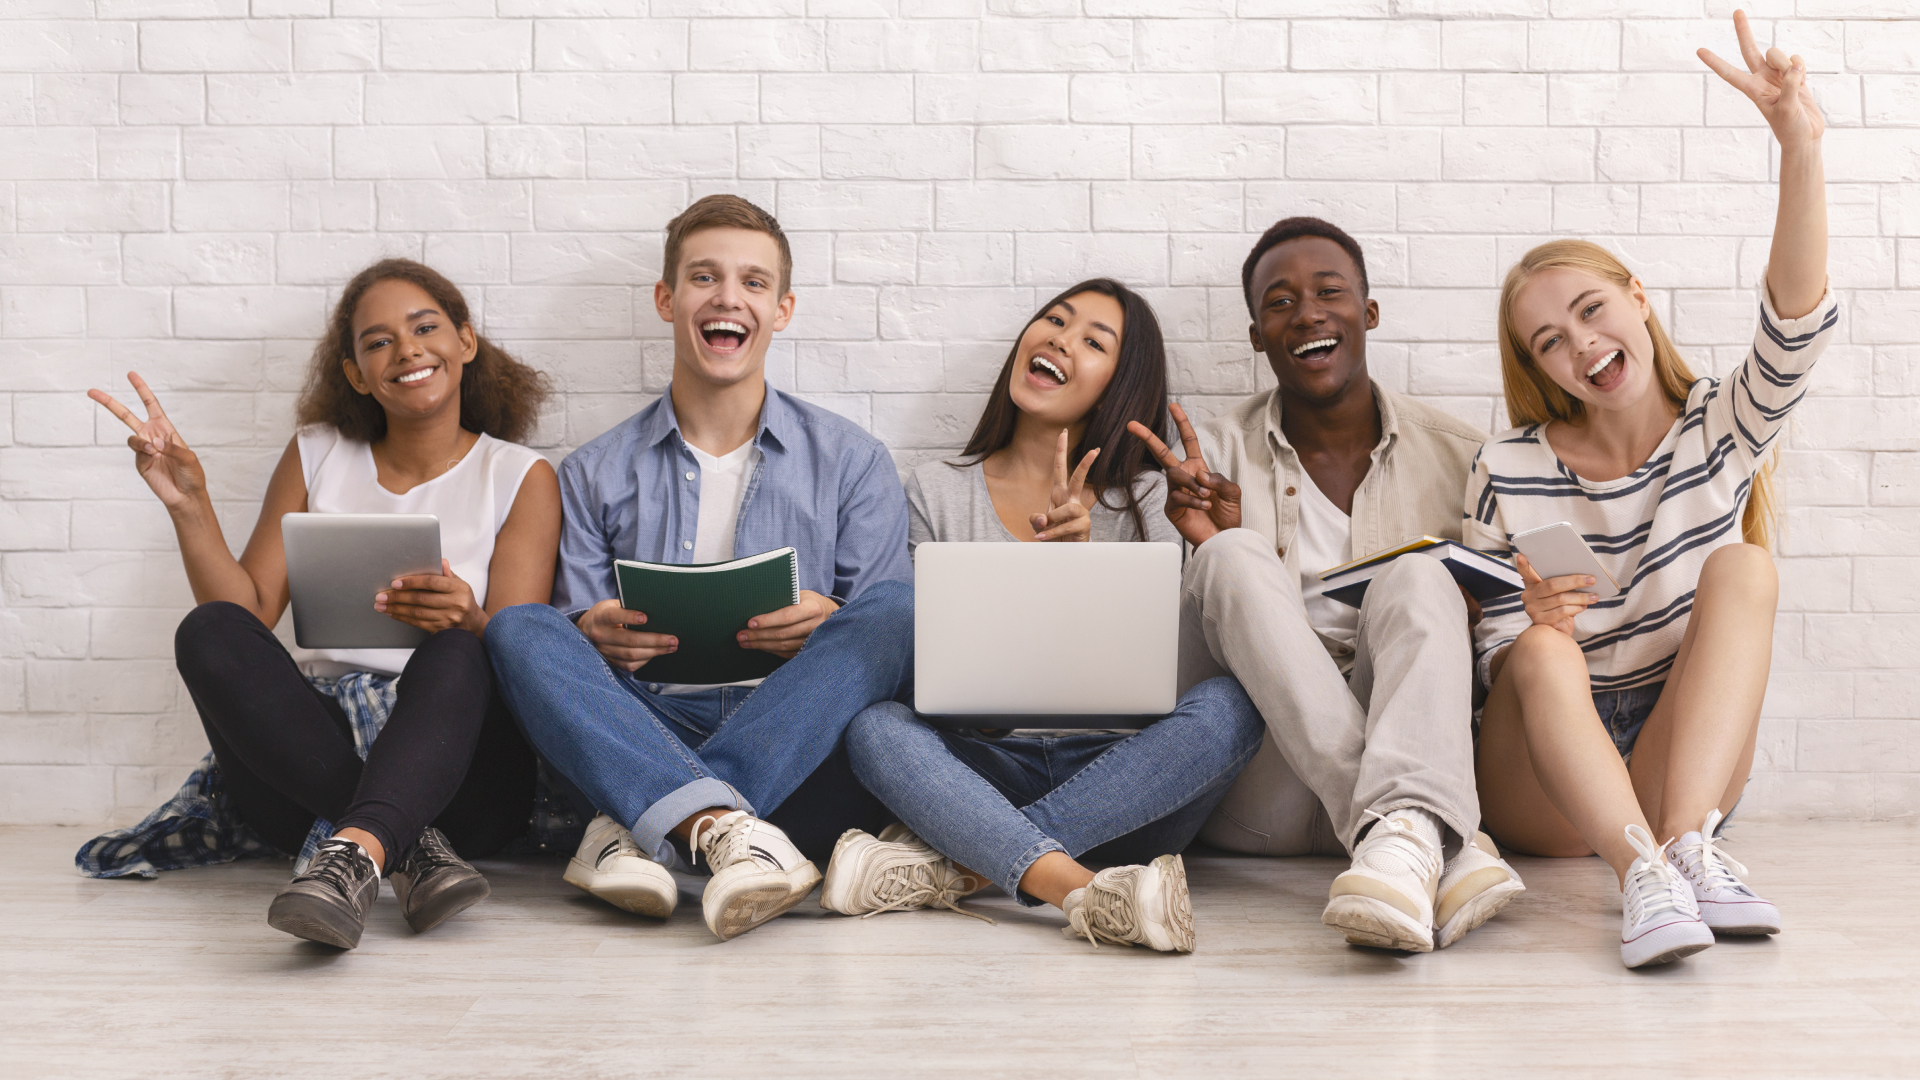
[1466,287,1839,692]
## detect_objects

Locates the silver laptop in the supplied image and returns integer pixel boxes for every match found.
[283,513,442,650]
[914,542,1181,726]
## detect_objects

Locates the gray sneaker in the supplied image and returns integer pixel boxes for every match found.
[267,837,380,949]
[389,827,490,934]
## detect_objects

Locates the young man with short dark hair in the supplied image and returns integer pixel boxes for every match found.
[1130,217,1525,953]
[487,194,913,942]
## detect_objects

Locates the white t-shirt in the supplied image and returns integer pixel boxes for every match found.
[656,439,761,695]
[1295,468,1359,653]
[293,425,543,677]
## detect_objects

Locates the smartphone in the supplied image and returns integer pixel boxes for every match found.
[1510,522,1620,600]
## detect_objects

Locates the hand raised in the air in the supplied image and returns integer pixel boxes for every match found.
[1126,403,1241,548]
[1698,9,1823,149]
[1031,430,1098,542]
[88,372,206,513]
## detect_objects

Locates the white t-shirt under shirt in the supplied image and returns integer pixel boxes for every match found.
[294,424,543,678]
[656,439,761,695]
[1295,467,1359,654]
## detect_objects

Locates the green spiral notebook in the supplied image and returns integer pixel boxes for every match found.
[613,546,801,685]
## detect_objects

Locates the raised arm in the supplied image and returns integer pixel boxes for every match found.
[88,372,304,624]
[1699,9,1827,319]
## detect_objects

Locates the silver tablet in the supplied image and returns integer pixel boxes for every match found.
[282,513,443,649]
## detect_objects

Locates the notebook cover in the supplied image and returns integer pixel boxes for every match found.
[612,547,801,684]
[1323,543,1522,608]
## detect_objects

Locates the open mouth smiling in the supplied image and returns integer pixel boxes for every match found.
[1028,355,1068,385]
[1585,349,1626,388]
[1291,337,1338,361]
[395,365,436,386]
[701,319,749,352]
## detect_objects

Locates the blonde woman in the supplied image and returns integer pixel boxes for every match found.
[1464,12,1833,969]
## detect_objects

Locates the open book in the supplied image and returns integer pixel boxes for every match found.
[1318,536,1522,609]
[613,547,801,685]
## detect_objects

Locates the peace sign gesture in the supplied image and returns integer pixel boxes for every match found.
[1127,402,1241,548]
[1030,430,1098,542]
[1698,10,1823,149]
[88,372,206,512]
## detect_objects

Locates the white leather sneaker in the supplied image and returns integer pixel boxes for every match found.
[820,826,992,922]
[1062,853,1195,953]
[1323,814,1441,952]
[690,810,821,941]
[1667,810,1781,936]
[1620,823,1714,968]
[562,814,677,919]
[1435,831,1526,949]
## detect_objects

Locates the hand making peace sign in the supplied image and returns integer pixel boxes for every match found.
[1126,403,1242,548]
[88,372,207,513]
[1030,429,1099,542]
[1698,9,1824,149]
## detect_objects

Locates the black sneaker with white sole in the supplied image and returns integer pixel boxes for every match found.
[266,837,380,949]
[389,826,491,934]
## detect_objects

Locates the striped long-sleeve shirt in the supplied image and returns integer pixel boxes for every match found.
[1465,286,1840,692]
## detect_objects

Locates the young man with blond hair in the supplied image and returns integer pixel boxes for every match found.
[488,195,914,942]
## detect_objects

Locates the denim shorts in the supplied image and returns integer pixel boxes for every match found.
[1593,681,1665,763]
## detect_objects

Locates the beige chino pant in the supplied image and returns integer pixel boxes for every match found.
[1176,529,1481,857]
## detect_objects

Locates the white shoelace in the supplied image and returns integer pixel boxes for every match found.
[688,810,752,870]
[863,861,994,924]
[1667,809,1750,892]
[1623,824,1697,926]
[1354,809,1441,882]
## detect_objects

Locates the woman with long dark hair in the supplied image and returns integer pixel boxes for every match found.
[78,259,560,952]
[816,279,1263,953]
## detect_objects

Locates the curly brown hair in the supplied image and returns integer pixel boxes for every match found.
[296,258,550,444]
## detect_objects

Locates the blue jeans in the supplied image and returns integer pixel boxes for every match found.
[1592,681,1665,763]
[846,677,1264,905]
[486,580,913,865]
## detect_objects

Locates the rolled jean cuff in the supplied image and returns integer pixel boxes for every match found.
[632,778,751,865]
[1002,835,1068,908]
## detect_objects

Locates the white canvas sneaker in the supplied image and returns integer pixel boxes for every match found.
[1667,809,1781,936]
[1062,853,1195,953]
[1620,823,1714,969]
[689,810,821,941]
[1434,831,1527,949]
[1323,813,1441,952]
[562,814,678,918]
[819,826,992,923]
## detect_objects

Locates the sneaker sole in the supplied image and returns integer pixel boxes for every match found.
[818,829,873,914]
[266,894,363,950]
[1148,854,1197,954]
[1622,919,1715,968]
[563,858,677,919]
[1436,875,1526,950]
[1323,893,1435,953]
[1702,903,1781,936]
[400,874,491,935]
[709,865,823,941]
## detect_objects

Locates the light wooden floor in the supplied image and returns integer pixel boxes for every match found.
[3,821,1914,1079]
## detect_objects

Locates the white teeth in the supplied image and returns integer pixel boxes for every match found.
[1029,356,1067,384]
[701,320,748,335]
[1586,350,1622,378]
[1292,338,1338,357]
[397,367,433,384]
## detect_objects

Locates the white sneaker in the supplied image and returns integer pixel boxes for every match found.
[1323,813,1441,952]
[1620,823,1714,969]
[819,826,992,923]
[1667,809,1781,936]
[1062,853,1194,953]
[562,814,677,918]
[689,810,821,941]
[1434,831,1526,949]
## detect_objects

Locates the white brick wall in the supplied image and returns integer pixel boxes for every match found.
[1,3,1915,825]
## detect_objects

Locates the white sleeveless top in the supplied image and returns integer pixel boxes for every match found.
[295,424,543,677]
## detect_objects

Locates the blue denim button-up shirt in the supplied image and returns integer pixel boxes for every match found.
[552,384,913,618]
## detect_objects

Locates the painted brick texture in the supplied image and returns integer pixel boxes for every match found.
[0,4,1915,825]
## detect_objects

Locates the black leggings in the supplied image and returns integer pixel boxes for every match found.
[175,601,535,869]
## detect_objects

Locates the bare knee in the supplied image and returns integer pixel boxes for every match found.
[1699,543,1777,604]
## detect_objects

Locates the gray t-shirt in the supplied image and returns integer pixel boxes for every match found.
[905,458,1183,553]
